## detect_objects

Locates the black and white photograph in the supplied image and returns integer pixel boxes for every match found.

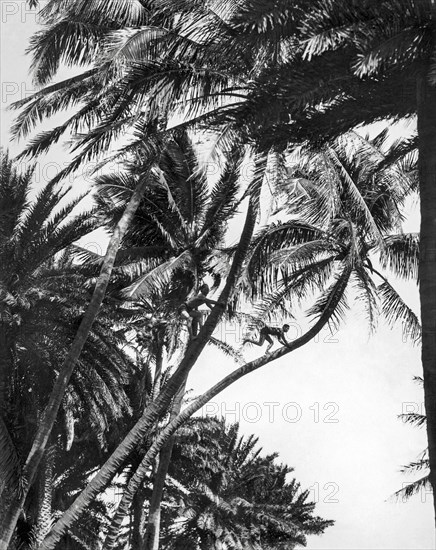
[0,1,434,548]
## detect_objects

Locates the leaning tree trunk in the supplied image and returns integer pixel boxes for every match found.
[0,176,150,550]
[417,65,436,528]
[131,343,165,548]
[33,446,55,548]
[143,379,188,550]
[101,264,352,549]
[38,198,258,550]
[131,486,148,549]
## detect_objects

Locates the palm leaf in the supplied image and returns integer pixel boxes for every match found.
[398,413,426,428]
[208,337,245,366]
[392,474,430,502]
[352,266,379,334]
[378,280,421,344]
[307,261,353,332]
[122,251,194,299]
[0,416,22,495]
[379,233,419,280]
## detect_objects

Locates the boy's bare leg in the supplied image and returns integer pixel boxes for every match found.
[191,310,203,338]
[180,309,193,339]
[265,335,274,354]
[243,335,266,347]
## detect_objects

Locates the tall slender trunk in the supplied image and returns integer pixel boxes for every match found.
[130,343,165,548]
[0,176,150,550]
[40,198,258,550]
[131,487,148,549]
[101,265,351,549]
[417,66,436,528]
[33,446,55,548]
[152,343,163,402]
[143,379,187,550]
[0,325,13,412]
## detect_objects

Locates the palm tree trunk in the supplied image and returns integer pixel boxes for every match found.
[0,326,13,412]
[34,446,55,547]
[100,267,351,548]
[152,343,164,402]
[131,486,148,549]
[417,65,436,528]
[40,198,258,550]
[0,176,150,550]
[143,379,187,550]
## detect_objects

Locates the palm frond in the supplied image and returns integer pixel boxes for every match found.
[307,261,353,332]
[352,266,379,334]
[378,279,421,344]
[208,337,245,366]
[197,146,242,248]
[392,474,430,502]
[122,251,194,299]
[253,256,335,321]
[379,233,419,280]
[398,413,426,428]
[247,221,330,289]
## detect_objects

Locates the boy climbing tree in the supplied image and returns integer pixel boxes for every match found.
[243,324,291,355]
[179,283,224,338]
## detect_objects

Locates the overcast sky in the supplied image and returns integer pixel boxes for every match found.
[1,3,434,549]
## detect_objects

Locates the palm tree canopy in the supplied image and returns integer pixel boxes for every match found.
[162,417,333,549]
[0,151,136,516]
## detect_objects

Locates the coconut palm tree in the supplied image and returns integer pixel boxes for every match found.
[93,131,240,307]
[242,132,420,345]
[159,418,333,550]
[97,131,420,549]
[91,131,245,550]
[0,145,154,548]
[10,0,302,174]
[33,130,418,549]
[238,2,436,517]
[9,1,429,542]
[0,150,143,547]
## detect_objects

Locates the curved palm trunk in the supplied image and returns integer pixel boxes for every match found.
[143,379,187,550]
[417,66,436,527]
[101,267,351,549]
[38,199,258,550]
[0,176,150,550]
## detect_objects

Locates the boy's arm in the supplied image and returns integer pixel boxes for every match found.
[203,297,225,309]
[278,332,290,347]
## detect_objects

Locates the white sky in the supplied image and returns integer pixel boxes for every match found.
[0,4,434,549]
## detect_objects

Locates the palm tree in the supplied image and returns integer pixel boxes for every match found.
[0,150,141,547]
[98,132,420,549]
[254,2,436,518]
[0,146,153,548]
[34,130,418,549]
[160,417,333,550]
[242,132,420,345]
[92,131,244,550]
[93,131,240,307]
[36,148,265,550]
[9,1,429,541]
